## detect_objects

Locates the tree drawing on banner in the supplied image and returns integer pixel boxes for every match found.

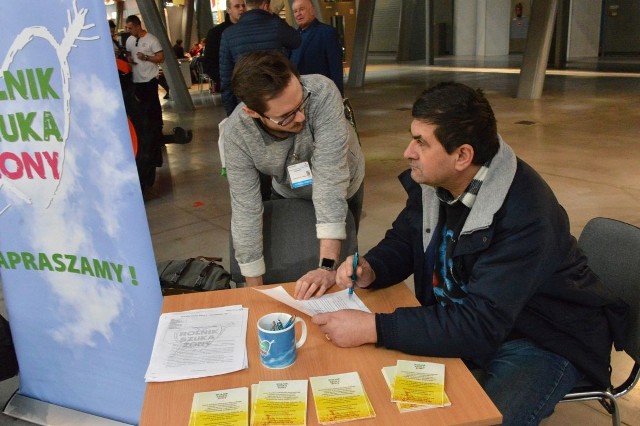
[0,0,97,212]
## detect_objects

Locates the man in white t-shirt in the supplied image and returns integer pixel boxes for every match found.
[125,15,165,181]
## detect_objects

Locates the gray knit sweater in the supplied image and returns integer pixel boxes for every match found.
[224,74,365,277]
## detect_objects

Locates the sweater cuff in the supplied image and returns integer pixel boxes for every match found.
[316,222,346,240]
[239,256,265,278]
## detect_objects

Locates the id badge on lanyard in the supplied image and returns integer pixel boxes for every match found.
[287,161,313,188]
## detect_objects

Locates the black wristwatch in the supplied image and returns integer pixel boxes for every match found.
[318,258,337,271]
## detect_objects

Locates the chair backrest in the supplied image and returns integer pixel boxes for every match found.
[578,217,640,363]
[230,198,358,285]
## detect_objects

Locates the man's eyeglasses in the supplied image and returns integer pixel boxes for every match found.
[135,37,139,47]
[260,90,311,127]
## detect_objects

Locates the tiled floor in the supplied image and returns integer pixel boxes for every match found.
[2,55,640,424]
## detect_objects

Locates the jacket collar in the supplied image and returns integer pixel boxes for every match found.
[414,137,517,248]
[240,8,272,21]
[298,19,320,33]
[460,137,517,234]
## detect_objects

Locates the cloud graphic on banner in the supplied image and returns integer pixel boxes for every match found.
[34,70,142,347]
[72,73,138,238]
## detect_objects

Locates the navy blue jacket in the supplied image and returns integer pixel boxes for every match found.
[290,19,344,96]
[367,141,628,388]
[219,9,301,116]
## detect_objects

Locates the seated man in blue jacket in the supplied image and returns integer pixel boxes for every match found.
[306,82,629,425]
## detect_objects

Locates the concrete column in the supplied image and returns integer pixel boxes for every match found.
[397,0,428,63]
[137,0,195,112]
[454,2,477,55]
[346,0,376,89]
[550,0,570,69]
[516,0,558,99]
[196,0,214,40]
[182,0,194,45]
[311,0,323,22]
[116,0,125,30]
[454,0,509,56]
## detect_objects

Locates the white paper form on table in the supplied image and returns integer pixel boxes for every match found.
[145,305,248,382]
[254,286,371,316]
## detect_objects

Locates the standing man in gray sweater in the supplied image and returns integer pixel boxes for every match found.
[224,51,364,293]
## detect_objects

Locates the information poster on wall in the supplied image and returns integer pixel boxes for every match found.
[0,1,163,424]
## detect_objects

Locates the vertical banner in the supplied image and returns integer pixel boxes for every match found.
[0,1,163,424]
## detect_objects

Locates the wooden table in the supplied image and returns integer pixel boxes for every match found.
[140,283,502,425]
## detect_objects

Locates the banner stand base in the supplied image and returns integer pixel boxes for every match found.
[3,393,133,426]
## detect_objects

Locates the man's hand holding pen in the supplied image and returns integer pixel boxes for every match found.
[335,254,376,291]
[312,254,379,347]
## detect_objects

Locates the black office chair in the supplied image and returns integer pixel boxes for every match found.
[559,217,640,426]
[195,60,211,94]
[229,198,358,285]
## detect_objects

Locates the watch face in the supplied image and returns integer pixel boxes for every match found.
[320,258,336,270]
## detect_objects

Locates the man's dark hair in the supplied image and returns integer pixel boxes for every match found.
[125,15,141,26]
[412,82,499,164]
[232,51,300,114]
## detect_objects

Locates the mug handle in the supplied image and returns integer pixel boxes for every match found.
[294,317,307,348]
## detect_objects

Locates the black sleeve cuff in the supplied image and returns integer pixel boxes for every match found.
[374,313,385,347]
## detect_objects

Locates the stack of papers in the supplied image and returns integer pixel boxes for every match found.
[145,305,248,382]
[188,387,249,426]
[254,286,370,316]
[251,380,308,426]
[382,360,451,412]
[309,372,375,424]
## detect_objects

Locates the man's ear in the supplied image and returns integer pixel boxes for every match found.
[454,144,475,171]
[242,106,260,119]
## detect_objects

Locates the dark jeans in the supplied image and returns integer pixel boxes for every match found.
[134,78,163,128]
[134,78,163,168]
[157,72,169,95]
[471,338,582,426]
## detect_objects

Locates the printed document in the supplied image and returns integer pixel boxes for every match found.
[252,380,308,426]
[145,305,248,382]
[254,286,370,316]
[381,365,451,412]
[310,372,375,424]
[391,360,446,406]
[188,387,249,426]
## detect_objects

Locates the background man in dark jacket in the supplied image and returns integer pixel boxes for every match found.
[202,0,246,92]
[219,0,300,116]
[306,82,629,425]
[290,0,344,96]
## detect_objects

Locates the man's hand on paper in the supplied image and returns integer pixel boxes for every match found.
[335,255,376,290]
[294,268,337,300]
[312,310,377,347]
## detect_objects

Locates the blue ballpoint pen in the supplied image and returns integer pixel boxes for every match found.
[283,315,296,329]
[350,252,359,296]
